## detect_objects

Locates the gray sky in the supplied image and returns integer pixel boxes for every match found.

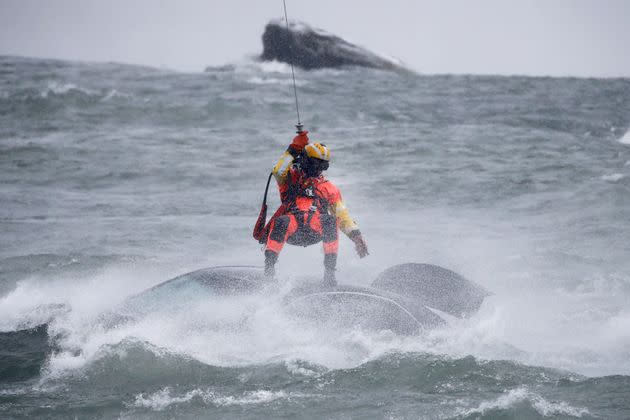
[1,0,629,77]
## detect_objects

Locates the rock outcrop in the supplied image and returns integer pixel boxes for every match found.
[261,19,407,72]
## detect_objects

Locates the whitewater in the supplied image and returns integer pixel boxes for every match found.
[1,54,630,418]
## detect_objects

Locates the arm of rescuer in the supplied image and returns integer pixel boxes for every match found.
[327,184,369,258]
[271,131,309,186]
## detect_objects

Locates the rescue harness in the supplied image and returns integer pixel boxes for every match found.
[252,166,330,244]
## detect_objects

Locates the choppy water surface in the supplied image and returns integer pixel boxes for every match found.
[1,55,630,418]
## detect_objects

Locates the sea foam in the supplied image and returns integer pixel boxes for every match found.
[601,173,626,182]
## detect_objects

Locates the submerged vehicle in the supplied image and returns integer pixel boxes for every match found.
[114,263,490,335]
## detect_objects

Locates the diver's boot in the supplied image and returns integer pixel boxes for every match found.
[323,253,337,287]
[264,250,278,279]
[323,269,336,287]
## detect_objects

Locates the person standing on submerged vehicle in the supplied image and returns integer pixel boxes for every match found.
[262,130,368,285]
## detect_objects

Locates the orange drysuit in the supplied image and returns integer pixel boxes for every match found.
[265,150,359,257]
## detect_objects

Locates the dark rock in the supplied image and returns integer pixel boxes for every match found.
[261,19,408,72]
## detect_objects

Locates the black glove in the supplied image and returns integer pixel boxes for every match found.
[349,230,369,258]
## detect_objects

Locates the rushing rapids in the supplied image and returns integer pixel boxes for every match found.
[2,54,630,418]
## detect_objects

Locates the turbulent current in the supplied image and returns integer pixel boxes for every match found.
[1,55,630,419]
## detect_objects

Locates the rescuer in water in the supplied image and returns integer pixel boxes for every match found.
[263,130,368,286]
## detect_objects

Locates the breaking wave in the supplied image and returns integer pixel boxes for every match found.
[0,81,132,103]
[456,387,590,418]
[131,387,300,411]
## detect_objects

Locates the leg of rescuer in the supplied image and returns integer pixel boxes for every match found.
[264,214,298,277]
[320,213,339,286]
